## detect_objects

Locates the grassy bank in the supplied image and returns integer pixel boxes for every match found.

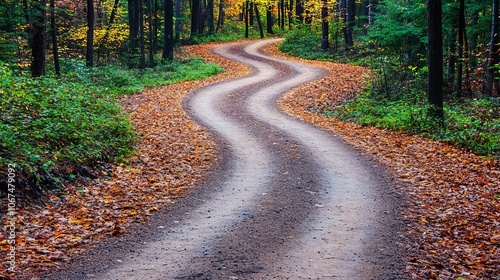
[0,57,222,197]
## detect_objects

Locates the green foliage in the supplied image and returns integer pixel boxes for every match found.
[329,90,500,158]
[0,57,222,192]
[279,25,333,61]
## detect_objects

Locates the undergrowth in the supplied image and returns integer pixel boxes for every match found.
[280,26,500,158]
[0,57,222,199]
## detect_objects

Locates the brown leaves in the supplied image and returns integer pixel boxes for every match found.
[265,42,500,279]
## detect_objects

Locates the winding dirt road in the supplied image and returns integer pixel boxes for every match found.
[46,39,405,279]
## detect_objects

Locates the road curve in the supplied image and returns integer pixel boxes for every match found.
[47,39,405,280]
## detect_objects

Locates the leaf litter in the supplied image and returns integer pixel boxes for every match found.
[1,40,498,279]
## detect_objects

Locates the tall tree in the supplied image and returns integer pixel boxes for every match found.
[139,0,146,68]
[456,0,465,97]
[128,0,140,67]
[321,0,328,49]
[175,0,181,40]
[32,0,47,77]
[486,0,499,96]
[86,0,95,67]
[163,0,174,60]
[266,5,273,34]
[49,0,60,75]
[427,0,444,119]
[296,0,303,23]
[244,0,249,38]
[148,0,154,66]
[254,3,264,38]
[216,0,225,32]
[191,0,200,36]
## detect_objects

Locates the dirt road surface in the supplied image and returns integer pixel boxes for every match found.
[45,39,406,280]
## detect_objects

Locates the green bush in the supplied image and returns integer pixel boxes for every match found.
[279,25,333,61]
[0,57,222,194]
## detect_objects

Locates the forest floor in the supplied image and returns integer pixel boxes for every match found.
[0,39,498,280]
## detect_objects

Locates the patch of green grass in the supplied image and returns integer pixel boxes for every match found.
[278,25,333,61]
[0,57,222,193]
[328,91,500,158]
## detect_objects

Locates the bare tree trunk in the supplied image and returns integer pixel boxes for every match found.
[321,0,328,49]
[139,0,146,69]
[32,0,46,77]
[175,0,181,40]
[254,3,264,38]
[216,0,225,32]
[163,0,174,60]
[266,6,273,34]
[191,0,200,36]
[86,0,95,67]
[148,0,154,67]
[245,1,249,38]
[427,0,444,120]
[486,0,499,96]
[50,0,60,75]
[457,0,465,97]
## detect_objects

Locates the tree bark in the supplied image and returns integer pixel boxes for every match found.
[216,0,225,32]
[50,0,60,75]
[457,0,465,97]
[427,0,444,119]
[175,0,181,40]
[139,0,146,69]
[86,0,95,67]
[208,0,215,34]
[191,0,200,36]
[266,6,273,34]
[128,0,140,67]
[486,0,499,96]
[32,0,47,77]
[254,3,264,38]
[163,0,174,60]
[245,1,249,38]
[296,0,303,23]
[148,0,154,67]
[321,0,328,49]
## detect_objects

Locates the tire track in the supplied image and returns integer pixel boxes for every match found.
[60,39,404,280]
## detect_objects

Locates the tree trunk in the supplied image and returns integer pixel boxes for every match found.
[486,0,499,96]
[139,0,146,69]
[86,0,95,67]
[266,6,273,34]
[288,0,293,29]
[191,0,200,36]
[128,0,140,68]
[175,0,181,40]
[249,1,254,26]
[244,1,249,38]
[208,0,215,34]
[32,0,46,77]
[321,0,328,49]
[296,0,303,23]
[254,3,264,38]
[343,0,354,50]
[216,0,225,32]
[427,0,444,120]
[457,0,465,97]
[153,0,159,48]
[163,0,174,60]
[148,0,154,67]
[50,0,60,75]
[280,0,285,29]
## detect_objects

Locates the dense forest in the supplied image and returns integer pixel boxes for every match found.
[0,1,499,279]
[0,0,499,195]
